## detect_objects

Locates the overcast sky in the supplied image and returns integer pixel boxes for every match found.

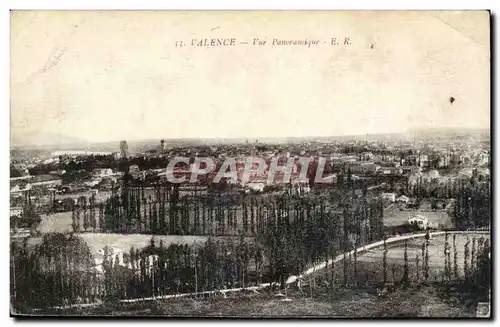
[11,11,490,144]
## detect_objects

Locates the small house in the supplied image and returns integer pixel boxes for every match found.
[408,214,428,230]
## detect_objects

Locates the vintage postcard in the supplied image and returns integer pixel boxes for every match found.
[10,10,491,318]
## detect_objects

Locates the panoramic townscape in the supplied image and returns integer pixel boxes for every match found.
[10,11,491,318]
[10,129,491,316]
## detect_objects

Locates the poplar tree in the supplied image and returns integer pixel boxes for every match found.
[424,230,430,282]
[250,198,255,235]
[415,254,420,284]
[71,204,78,232]
[453,234,458,280]
[194,198,200,235]
[464,236,470,281]
[383,235,388,285]
[159,186,165,234]
[83,197,90,232]
[403,239,409,286]
[242,201,248,235]
[90,194,97,232]
[343,204,350,287]
[444,232,450,281]
[219,198,225,236]
[202,198,207,235]
[255,244,263,285]
[99,202,105,232]
[471,237,477,273]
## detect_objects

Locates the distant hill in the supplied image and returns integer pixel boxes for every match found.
[10,127,490,151]
[408,127,490,137]
[10,132,90,149]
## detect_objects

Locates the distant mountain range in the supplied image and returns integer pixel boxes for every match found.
[10,127,490,151]
[11,132,90,149]
[407,127,490,136]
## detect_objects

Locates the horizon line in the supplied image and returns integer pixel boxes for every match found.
[11,126,491,149]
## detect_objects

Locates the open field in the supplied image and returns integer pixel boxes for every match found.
[310,233,489,286]
[39,203,253,236]
[39,284,480,317]
[39,212,73,233]
[14,231,489,316]
[37,211,253,256]
[40,199,455,238]
[25,233,257,257]
[383,209,453,228]
[38,206,487,280]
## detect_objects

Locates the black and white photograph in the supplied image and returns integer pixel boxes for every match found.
[9,10,491,318]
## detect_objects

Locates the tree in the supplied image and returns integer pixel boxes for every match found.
[383,236,388,285]
[464,236,470,281]
[10,163,23,177]
[415,254,420,283]
[443,232,449,281]
[21,233,95,308]
[424,230,430,282]
[453,234,458,280]
[402,239,409,286]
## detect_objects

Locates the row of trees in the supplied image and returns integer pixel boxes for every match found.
[70,185,386,239]
[407,173,490,200]
[11,234,96,310]
[12,231,490,312]
[453,178,491,229]
[11,233,264,309]
[104,236,262,301]
[255,196,385,288]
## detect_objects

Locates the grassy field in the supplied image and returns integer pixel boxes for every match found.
[45,233,488,317]
[309,233,490,287]
[39,203,251,236]
[383,208,454,228]
[39,283,481,317]
[40,202,456,238]
[39,212,74,233]
[37,207,487,280]
[25,233,255,258]
[17,232,489,317]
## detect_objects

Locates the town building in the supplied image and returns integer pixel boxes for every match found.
[120,140,128,159]
[10,207,23,217]
[381,192,396,202]
[92,168,114,177]
[408,214,428,230]
[51,150,112,157]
